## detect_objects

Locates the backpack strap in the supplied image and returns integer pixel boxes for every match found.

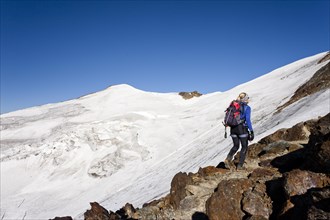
[240,102,245,115]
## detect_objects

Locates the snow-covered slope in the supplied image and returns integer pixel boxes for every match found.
[1,52,329,219]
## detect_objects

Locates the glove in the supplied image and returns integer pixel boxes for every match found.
[248,130,254,141]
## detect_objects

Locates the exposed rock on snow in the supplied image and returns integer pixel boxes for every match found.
[318,52,330,64]
[178,91,202,99]
[277,57,330,113]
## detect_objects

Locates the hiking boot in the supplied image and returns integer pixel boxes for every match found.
[224,159,233,169]
[236,164,244,171]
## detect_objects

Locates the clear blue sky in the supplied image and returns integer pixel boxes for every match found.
[1,0,329,114]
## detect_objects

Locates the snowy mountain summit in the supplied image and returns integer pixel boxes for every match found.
[1,52,329,219]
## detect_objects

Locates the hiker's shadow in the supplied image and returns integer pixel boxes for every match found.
[192,212,209,220]
[216,161,226,169]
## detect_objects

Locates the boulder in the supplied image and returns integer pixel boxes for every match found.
[115,203,136,219]
[179,91,202,99]
[280,187,330,219]
[169,172,193,210]
[242,182,272,219]
[248,167,279,181]
[259,122,309,144]
[247,143,266,159]
[84,202,111,220]
[283,169,330,197]
[197,166,228,177]
[205,179,252,220]
[302,113,330,173]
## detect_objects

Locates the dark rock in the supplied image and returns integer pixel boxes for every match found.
[115,203,136,219]
[276,61,330,113]
[280,187,330,219]
[271,148,305,173]
[307,205,330,220]
[248,168,278,181]
[197,166,228,177]
[142,198,162,208]
[318,52,330,64]
[259,122,309,144]
[247,143,266,159]
[169,172,193,210]
[266,177,287,219]
[302,113,330,173]
[303,140,330,173]
[109,211,121,220]
[259,159,273,168]
[283,169,330,197]
[258,141,290,158]
[84,202,111,220]
[179,91,202,99]
[205,179,252,220]
[242,182,272,219]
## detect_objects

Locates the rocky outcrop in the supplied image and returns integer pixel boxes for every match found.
[276,55,330,113]
[52,113,330,220]
[206,178,253,220]
[179,91,202,99]
[169,172,194,209]
[318,52,330,64]
[84,202,112,220]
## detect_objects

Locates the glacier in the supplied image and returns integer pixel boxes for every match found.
[0,51,329,219]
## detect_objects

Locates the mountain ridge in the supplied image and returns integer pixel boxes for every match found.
[1,52,329,219]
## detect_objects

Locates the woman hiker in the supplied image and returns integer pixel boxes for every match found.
[224,92,254,170]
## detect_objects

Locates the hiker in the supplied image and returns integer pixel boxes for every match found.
[224,92,254,170]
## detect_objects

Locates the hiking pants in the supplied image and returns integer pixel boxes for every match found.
[227,124,249,166]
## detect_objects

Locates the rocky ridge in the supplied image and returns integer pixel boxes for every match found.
[178,91,202,99]
[276,59,330,113]
[52,113,330,220]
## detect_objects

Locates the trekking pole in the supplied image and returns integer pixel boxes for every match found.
[222,122,227,138]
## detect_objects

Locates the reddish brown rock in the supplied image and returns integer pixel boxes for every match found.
[258,159,273,168]
[115,203,136,219]
[259,122,309,144]
[197,166,228,177]
[179,91,202,99]
[169,172,193,210]
[84,202,111,220]
[248,168,278,181]
[247,143,266,159]
[242,183,272,219]
[205,179,252,220]
[283,169,330,197]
